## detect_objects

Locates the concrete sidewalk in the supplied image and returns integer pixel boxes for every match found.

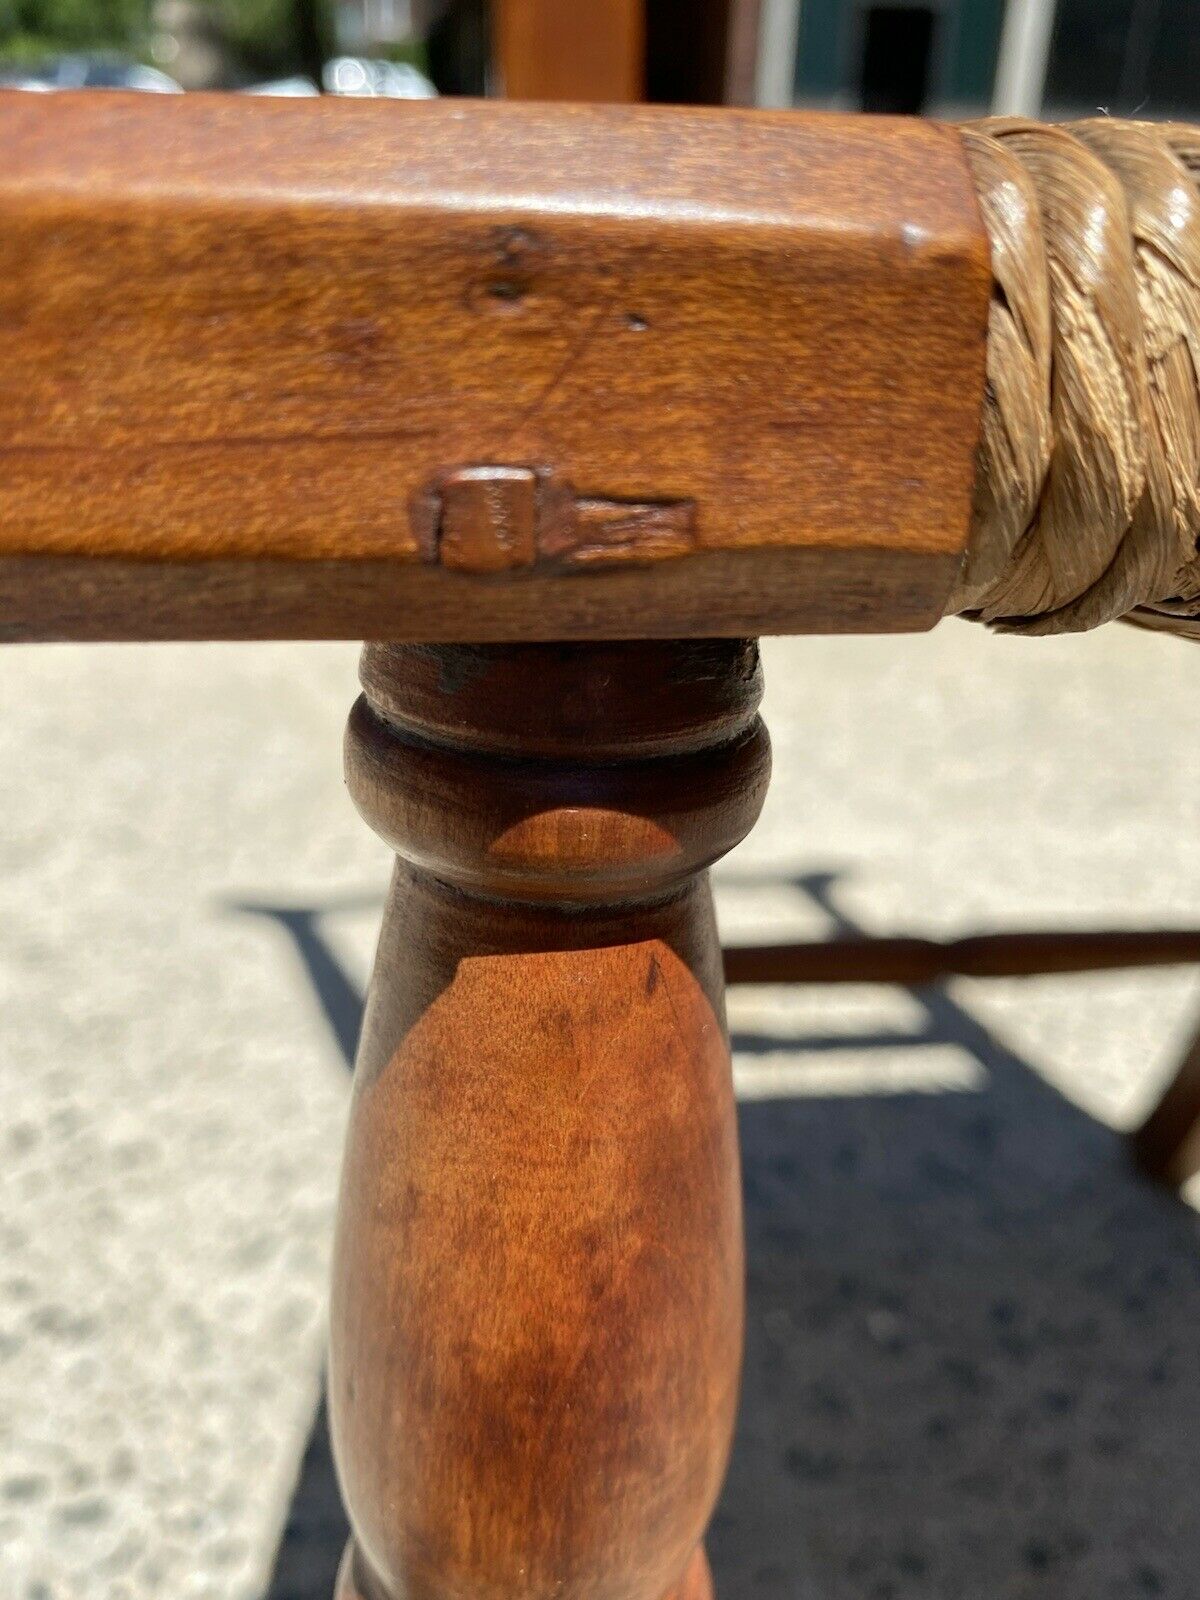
[1,624,1199,1600]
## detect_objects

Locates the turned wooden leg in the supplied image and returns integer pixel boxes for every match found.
[329,640,770,1600]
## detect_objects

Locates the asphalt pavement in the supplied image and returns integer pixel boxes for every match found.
[2,624,1198,1600]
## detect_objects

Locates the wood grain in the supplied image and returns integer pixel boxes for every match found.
[0,545,957,641]
[330,640,769,1600]
[0,92,989,641]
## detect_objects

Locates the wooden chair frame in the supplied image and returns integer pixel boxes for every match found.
[4,88,1198,1600]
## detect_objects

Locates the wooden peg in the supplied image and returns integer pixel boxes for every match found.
[0,93,989,642]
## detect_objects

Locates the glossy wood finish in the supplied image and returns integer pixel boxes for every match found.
[0,92,989,642]
[330,640,770,1600]
[492,0,645,100]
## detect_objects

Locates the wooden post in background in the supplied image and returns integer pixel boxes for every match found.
[329,640,771,1600]
[644,0,760,104]
[491,0,645,99]
[489,0,762,104]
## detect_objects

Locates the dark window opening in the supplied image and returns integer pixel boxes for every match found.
[859,4,938,114]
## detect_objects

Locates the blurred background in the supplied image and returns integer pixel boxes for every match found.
[4,4,1200,1600]
[3,0,1200,118]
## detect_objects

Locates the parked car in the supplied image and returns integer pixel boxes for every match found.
[0,55,181,92]
[0,52,435,99]
[322,56,436,96]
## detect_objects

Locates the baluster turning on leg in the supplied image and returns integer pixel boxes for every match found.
[329,640,770,1600]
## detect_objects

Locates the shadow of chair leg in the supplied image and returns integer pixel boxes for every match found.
[1131,1015,1200,1188]
[265,1397,349,1600]
[228,900,367,1070]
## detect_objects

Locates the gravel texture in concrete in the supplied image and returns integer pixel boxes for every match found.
[1,625,1198,1600]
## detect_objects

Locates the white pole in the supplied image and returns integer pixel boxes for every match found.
[991,0,1058,116]
[755,0,803,108]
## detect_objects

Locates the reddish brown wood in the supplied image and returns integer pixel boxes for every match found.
[492,0,645,100]
[0,546,951,642]
[336,1542,716,1600]
[330,639,769,1600]
[0,91,989,642]
[723,928,1200,986]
